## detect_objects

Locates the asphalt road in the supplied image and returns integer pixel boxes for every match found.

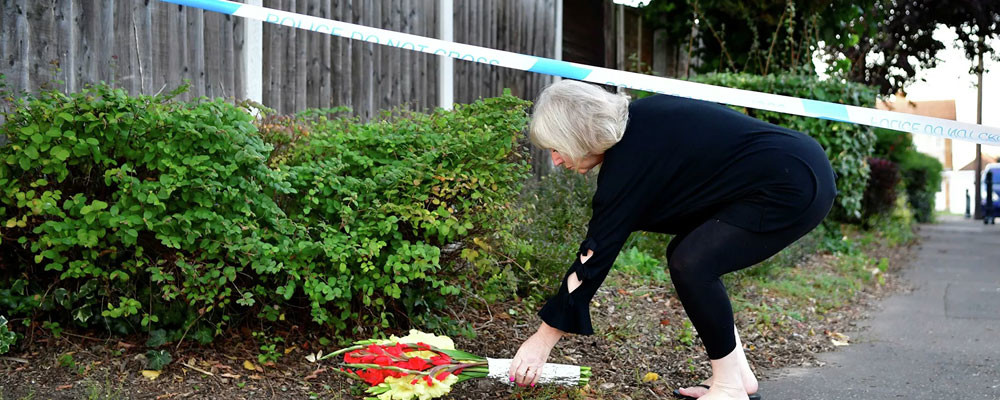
[761,215,1000,399]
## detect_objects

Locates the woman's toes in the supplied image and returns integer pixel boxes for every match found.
[677,385,710,398]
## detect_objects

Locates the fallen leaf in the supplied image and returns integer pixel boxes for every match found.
[617,289,630,296]
[642,372,659,383]
[249,374,263,380]
[284,346,297,355]
[56,384,73,391]
[659,319,670,326]
[304,368,327,381]
[142,370,161,380]
[220,373,242,379]
[243,360,258,371]
[827,331,850,346]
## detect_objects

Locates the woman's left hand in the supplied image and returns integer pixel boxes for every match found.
[509,323,563,387]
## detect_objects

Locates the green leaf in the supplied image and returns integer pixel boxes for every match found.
[146,329,168,348]
[146,349,172,370]
[24,146,39,160]
[19,125,38,136]
[51,146,70,161]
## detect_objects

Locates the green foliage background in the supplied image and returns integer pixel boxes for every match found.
[0,83,530,346]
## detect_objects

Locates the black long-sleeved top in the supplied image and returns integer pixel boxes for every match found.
[537,94,838,335]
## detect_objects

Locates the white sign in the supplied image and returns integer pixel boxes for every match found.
[612,0,651,7]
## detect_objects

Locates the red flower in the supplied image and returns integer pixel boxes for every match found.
[354,367,406,386]
[385,344,407,357]
[429,354,451,366]
[395,357,431,371]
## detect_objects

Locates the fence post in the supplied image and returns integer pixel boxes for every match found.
[437,0,453,110]
[241,0,263,104]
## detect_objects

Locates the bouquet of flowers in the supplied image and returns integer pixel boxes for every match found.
[314,330,591,400]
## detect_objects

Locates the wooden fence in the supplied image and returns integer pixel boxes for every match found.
[1,0,557,119]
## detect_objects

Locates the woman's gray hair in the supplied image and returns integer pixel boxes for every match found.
[529,80,630,163]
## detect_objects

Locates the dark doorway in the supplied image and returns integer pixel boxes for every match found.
[562,0,607,67]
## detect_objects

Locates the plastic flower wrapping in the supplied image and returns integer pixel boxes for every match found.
[315,330,591,400]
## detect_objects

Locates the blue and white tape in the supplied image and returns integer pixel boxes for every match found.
[162,0,1000,146]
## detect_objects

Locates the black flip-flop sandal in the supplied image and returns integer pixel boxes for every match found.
[672,384,762,400]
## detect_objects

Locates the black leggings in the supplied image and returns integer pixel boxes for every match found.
[665,196,833,360]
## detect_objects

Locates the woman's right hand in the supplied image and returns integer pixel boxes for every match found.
[509,322,564,387]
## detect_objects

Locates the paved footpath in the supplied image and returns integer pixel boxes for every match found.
[761,215,1000,399]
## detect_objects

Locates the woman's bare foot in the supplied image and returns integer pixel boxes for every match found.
[676,326,758,398]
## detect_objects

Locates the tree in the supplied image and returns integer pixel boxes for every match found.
[641,0,852,75]
[641,0,1000,96]
[818,0,1000,95]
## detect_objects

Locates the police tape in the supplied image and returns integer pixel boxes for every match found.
[162,0,1000,146]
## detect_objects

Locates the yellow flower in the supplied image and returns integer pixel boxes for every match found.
[377,373,459,400]
[380,329,455,350]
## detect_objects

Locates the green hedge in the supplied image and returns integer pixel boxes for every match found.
[688,73,878,221]
[872,127,942,223]
[0,83,530,344]
[898,151,943,223]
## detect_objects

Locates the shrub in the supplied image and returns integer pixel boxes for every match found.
[873,127,915,162]
[861,157,902,221]
[505,170,596,300]
[689,73,877,221]
[898,150,943,222]
[0,83,289,338]
[0,83,531,341]
[0,315,15,354]
[265,92,532,332]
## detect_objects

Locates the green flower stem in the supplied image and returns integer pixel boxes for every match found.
[341,363,425,375]
[322,344,364,361]
[331,367,366,381]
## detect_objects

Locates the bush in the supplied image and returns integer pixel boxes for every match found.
[266,92,532,332]
[873,128,915,162]
[0,315,15,354]
[898,150,943,222]
[689,73,877,221]
[0,84,289,338]
[0,83,531,341]
[861,157,902,221]
[506,170,596,300]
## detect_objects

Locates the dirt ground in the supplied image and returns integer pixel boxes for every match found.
[0,230,916,400]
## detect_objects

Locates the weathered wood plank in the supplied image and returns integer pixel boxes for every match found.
[221,13,236,98]
[111,0,135,94]
[136,0,154,94]
[283,0,296,112]
[233,4,246,100]
[202,9,220,97]
[55,0,76,92]
[294,0,307,111]
[319,0,331,108]
[188,6,205,97]
[9,0,30,91]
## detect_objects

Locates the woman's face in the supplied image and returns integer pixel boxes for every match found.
[550,149,603,174]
